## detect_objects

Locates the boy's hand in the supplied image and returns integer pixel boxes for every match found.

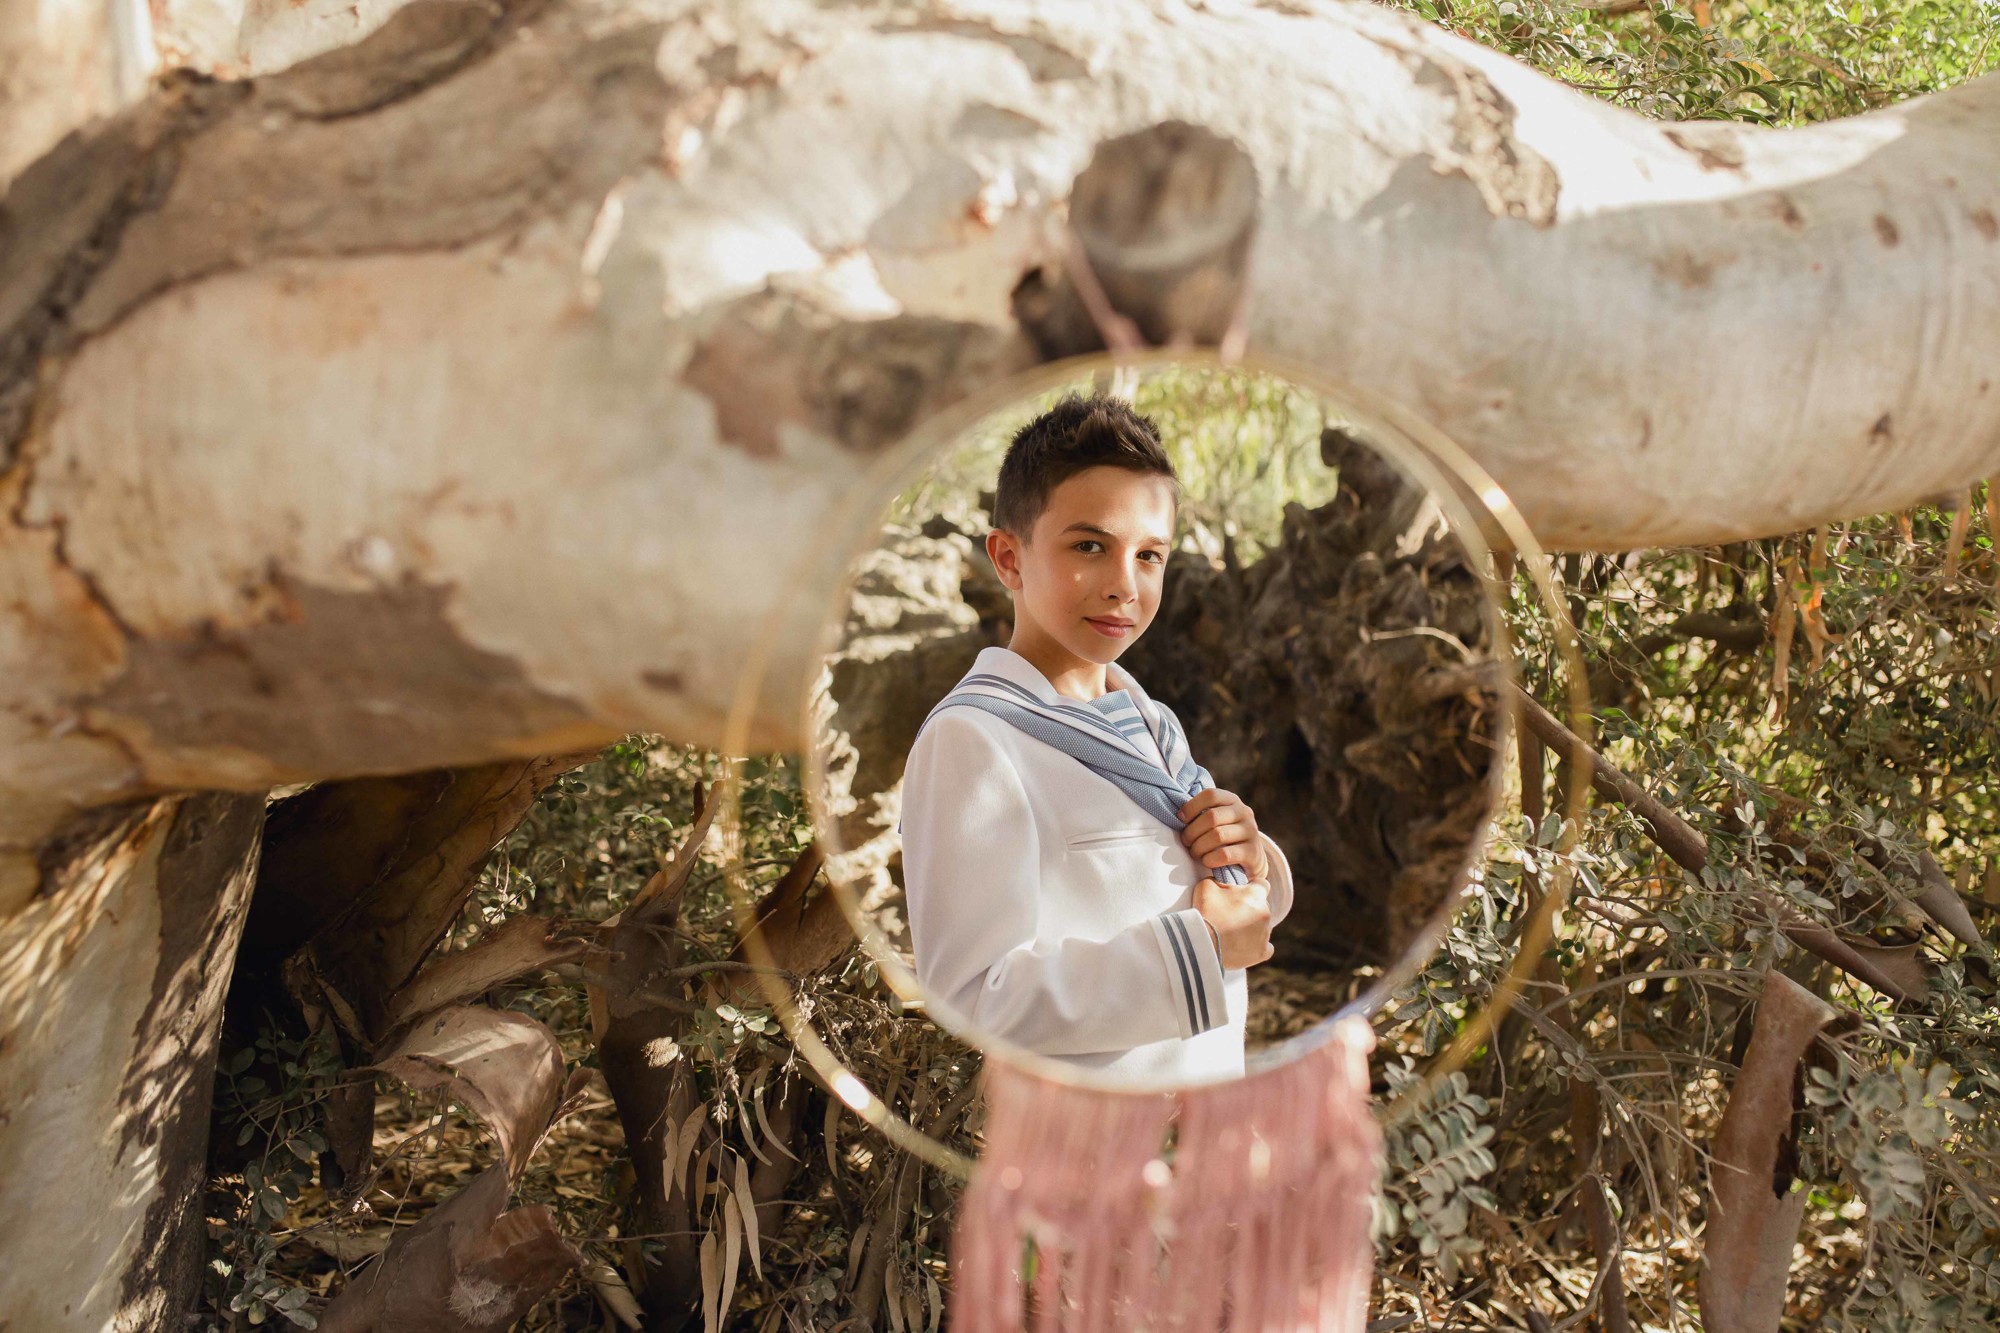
[1177,788,1270,882]
[1194,877,1274,970]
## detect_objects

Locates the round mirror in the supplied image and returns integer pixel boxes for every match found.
[803,359,1511,1092]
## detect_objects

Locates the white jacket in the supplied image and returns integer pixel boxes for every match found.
[898,647,1295,1087]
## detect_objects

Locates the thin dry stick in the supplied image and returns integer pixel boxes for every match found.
[1490,725,1548,1100]
[1944,491,1972,581]
[1986,479,2000,586]
[1768,555,1797,719]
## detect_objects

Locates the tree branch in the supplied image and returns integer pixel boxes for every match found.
[1513,687,1927,1002]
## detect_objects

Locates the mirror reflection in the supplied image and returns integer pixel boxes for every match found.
[811,367,1501,1088]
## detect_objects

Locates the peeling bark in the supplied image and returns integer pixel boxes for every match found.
[595,785,723,1329]
[91,582,600,784]
[684,290,1032,459]
[374,1004,567,1178]
[383,912,603,1032]
[726,841,854,995]
[0,0,153,188]
[318,1163,582,1333]
[1699,971,1839,1333]
[3,2,2000,1321]
[210,754,583,1196]
[1015,120,1260,356]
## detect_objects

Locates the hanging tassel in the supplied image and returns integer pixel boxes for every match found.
[953,1055,1174,1331]
[952,1018,1379,1332]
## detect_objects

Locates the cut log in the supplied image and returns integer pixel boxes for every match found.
[0,792,264,1330]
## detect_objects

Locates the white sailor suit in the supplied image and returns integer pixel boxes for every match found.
[898,646,1295,1086]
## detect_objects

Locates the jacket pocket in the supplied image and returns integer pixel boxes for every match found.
[1065,828,1160,851]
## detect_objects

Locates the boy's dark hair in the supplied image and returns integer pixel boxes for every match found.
[991,395,1178,537]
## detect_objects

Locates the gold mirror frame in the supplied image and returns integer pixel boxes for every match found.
[714,348,1591,1173]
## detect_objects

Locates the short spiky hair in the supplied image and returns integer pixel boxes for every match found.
[991,395,1178,537]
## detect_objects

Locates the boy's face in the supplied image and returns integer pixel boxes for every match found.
[987,465,1177,671]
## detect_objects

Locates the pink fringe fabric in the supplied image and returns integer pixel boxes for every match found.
[952,1019,1380,1332]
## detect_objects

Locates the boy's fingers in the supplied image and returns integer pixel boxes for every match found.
[1177,789,1236,819]
[1191,826,1256,861]
[1178,805,1249,844]
[1203,847,1256,870]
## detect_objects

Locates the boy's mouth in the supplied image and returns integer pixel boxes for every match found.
[1085,616,1135,639]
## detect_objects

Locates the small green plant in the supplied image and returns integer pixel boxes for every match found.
[1376,1063,1499,1284]
[204,1023,345,1329]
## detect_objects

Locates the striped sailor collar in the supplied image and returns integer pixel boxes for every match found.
[963,646,1158,714]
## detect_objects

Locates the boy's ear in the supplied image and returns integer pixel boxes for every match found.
[986,527,1024,592]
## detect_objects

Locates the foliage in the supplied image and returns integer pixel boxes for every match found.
[1358,507,2000,1327]
[885,365,1336,562]
[1392,0,1999,124]
[206,1024,343,1329]
[1327,7,2000,1318]
[483,747,980,1330]
[1375,1063,1500,1285]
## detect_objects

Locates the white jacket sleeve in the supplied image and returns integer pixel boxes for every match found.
[899,710,1229,1056]
[1261,832,1295,928]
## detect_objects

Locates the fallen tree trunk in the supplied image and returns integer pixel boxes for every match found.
[4,0,2000,871]
[0,0,154,187]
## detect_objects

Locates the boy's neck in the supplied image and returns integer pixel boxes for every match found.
[1006,627,1111,703]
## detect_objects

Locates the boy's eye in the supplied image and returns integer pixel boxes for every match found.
[1080,536,1168,564]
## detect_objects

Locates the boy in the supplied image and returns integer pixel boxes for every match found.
[898,395,1293,1086]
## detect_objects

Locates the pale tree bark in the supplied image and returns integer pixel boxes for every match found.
[2,0,1999,1325]
[0,792,263,1331]
[0,0,153,186]
[0,0,441,187]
